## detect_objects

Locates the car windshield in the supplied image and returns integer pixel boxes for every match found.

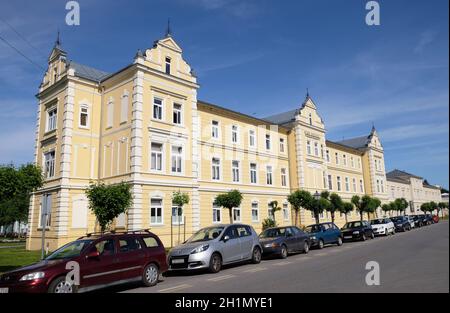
[344,221,362,228]
[305,225,321,233]
[370,219,385,225]
[187,227,224,243]
[260,228,286,238]
[391,217,402,222]
[45,239,93,260]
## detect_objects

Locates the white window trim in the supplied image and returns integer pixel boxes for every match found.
[46,106,57,133]
[120,91,129,124]
[172,102,184,126]
[283,202,290,221]
[152,97,164,121]
[106,98,114,129]
[265,134,271,151]
[171,204,185,225]
[212,203,222,224]
[279,138,286,154]
[150,197,164,226]
[249,162,258,185]
[233,207,242,223]
[231,125,240,144]
[211,120,221,141]
[251,201,260,223]
[170,144,185,175]
[231,160,241,183]
[281,168,288,187]
[150,141,165,173]
[248,129,256,149]
[211,157,222,181]
[43,150,56,179]
[266,165,273,185]
[78,103,91,129]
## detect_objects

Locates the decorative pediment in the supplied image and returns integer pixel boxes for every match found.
[157,36,182,53]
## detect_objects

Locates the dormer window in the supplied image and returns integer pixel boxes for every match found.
[165,57,171,75]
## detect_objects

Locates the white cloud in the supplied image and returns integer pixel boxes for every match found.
[379,123,448,143]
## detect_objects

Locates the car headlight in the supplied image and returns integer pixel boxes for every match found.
[353,231,360,235]
[310,236,316,240]
[19,272,45,281]
[191,244,209,254]
[264,243,279,248]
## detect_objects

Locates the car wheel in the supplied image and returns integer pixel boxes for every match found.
[142,263,159,287]
[303,241,310,254]
[251,247,262,264]
[336,237,343,246]
[361,234,367,241]
[209,253,222,273]
[280,245,288,259]
[48,276,77,293]
[370,232,375,240]
[318,239,324,249]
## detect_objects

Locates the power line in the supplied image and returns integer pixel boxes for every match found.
[0,33,45,71]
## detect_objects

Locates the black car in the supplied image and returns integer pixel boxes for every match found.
[259,226,310,258]
[341,221,375,241]
[412,215,425,227]
[391,216,411,232]
[424,214,434,225]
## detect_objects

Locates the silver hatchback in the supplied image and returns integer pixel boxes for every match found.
[168,224,262,273]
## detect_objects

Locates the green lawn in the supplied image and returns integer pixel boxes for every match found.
[0,247,42,274]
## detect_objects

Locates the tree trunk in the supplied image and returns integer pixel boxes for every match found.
[229,208,233,224]
[294,209,298,226]
[314,212,320,225]
[360,211,363,221]
[345,214,348,223]
[331,212,335,224]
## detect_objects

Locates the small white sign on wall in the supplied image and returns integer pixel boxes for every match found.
[72,196,88,229]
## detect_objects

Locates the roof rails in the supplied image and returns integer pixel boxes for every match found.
[78,229,152,239]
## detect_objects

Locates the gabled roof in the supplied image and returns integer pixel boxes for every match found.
[69,61,111,82]
[386,169,423,180]
[335,135,371,150]
[263,109,298,125]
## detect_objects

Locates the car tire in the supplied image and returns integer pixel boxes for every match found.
[370,232,375,240]
[48,276,77,294]
[303,241,310,254]
[336,237,343,246]
[361,234,367,241]
[251,247,262,264]
[142,263,159,287]
[280,245,288,259]
[318,239,324,249]
[209,253,222,273]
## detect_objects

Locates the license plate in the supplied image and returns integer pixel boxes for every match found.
[0,288,9,294]
[344,236,352,239]
[172,259,185,264]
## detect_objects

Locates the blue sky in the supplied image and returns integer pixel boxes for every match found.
[0,0,448,188]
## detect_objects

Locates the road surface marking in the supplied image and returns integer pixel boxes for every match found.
[207,274,235,282]
[273,261,292,266]
[314,253,328,257]
[243,267,267,273]
[157,284,191,293]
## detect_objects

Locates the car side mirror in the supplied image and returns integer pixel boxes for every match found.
[86,250,100,259]
[223,235,230,243]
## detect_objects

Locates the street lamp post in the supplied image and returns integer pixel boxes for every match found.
[314,191,321,200]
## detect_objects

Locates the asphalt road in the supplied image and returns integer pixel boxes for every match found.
[118,221,449,293]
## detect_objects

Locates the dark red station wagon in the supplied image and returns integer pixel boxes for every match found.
[0,230,168,293]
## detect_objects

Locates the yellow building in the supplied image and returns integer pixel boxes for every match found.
[27,32,394,251]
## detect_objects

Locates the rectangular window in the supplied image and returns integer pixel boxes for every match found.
[328,175,333,190]
[232,160,240,182]
[335,153,339,165]
[120,94,128,123]
[150,198,163,225]
[265,134,271,150]
[281,168,287,187]
[351,157,355,168]
[39,194,52,228]
[44,151,55,178]
[79,106,89,127]
[279,138,285,153]
[250,163,257,184]
[47,107,57,132]
[212,158,220,180]
[283,203,289,221]
[165,57,171,75]
[151,143,163,171]
[345,177,350,191]
[337,176,342,191]
[232,125,238,143]
[266,166,273,185]
[314,142,319,156]
[352,178,357,192]
[173,103,182,125]
[249,130,256,147]
[107,101,113,128]
[171,146,183,173]
[212,120,219,139]
[307,140,312,155]
[172,203,184,225]
[213,204,221,223]
[326,150,330,162]
[343,155,347,166]
[376,179,380,193]
[153,98,163,120]
[233,208,241,222]
[251,202,259,223]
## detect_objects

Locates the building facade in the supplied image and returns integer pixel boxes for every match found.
[27,32,437,251]
[386,170,442,214]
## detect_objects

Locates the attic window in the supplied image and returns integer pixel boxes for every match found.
[309,113,312,125]
[165,57,171,75]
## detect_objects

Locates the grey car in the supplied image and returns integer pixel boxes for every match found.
[168,224,262,273]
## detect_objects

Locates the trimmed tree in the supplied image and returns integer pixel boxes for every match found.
[86,182,133,232]
[339,202,354,223]
[287,190,313,226]
[309,196,330,225]
[394,198,408,215]
[327,193,343,224]
[352,195,374,221]
[172,191,190,245]
[370,197,381,219]
[381,203,391,217]
[268,200,282,225]
[214,190,243,224]
[438,202,448,218]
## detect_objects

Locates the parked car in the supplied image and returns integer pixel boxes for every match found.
[0,230,168,293]
[391,216,411,232]
[370,218,395,236]
[412,215,425,227]
[432,215,440,224]
[425,214,435,224]
[406,216,416,229]
[259,226,310,258]
[168,224,262,273]
[304,222,343,249]
[341,221,375,241]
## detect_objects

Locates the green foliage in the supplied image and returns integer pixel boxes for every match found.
[310,195,330,224]
[214,190,243,224]
[327,193,343,223]
[287,190,313,226]
[394,198,408,213]
[340,202,354,222]
[352,195,377,220]
[268,200,282,223]
[262,218,277,231]
[0,164,43,227]
[172,191,190,215]
[85,182,133,232]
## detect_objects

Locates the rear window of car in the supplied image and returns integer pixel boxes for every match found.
[119,237,142,252]
[236,226,251,237]
[142,236,159,248]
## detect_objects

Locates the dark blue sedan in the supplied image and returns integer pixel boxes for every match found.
[304,222,343,249]
[259,226,310,258]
